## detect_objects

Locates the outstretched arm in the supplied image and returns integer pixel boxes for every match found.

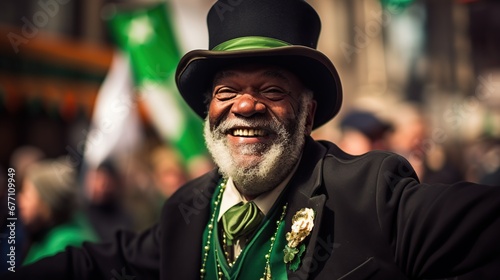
[2,224,161,280]
[377,155,500,279]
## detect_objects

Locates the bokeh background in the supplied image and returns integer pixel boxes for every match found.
[0,0,500,190]
[1,0,500,271]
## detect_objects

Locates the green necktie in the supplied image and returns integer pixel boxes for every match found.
[222,201,264,246]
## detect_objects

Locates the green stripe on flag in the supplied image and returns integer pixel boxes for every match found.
[107,3,207,162]
[380,0,414,10]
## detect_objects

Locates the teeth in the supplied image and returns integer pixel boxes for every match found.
[233,129,266,137]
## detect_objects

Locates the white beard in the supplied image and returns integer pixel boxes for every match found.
[204,96,311,197]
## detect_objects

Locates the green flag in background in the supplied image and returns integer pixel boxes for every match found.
[108,3,207,163]
[380,0,414,10]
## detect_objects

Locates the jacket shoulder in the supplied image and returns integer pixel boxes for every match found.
[318,140,411,166]
[318,140,419,188]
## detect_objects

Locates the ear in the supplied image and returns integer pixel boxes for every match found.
[305,100,317,135]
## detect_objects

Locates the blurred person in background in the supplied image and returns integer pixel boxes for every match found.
[337,110,393,155]
[117,144,191,232]
[150,144,188,199]
[459,68,500,184]
[18,159,98,265]
[9,146,46,184]
[83,160,134,241]
[464,137,500,186]
[388,102,463,184]
[1,146,45,272]
[111,143,190,233]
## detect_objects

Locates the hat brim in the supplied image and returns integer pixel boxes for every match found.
[175,46,342,129]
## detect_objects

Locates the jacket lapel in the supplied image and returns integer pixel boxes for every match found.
[285,138,329,279]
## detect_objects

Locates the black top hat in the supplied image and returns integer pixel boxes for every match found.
[175,0,343,129]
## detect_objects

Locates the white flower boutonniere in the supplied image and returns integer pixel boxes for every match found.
[283,208,315,271]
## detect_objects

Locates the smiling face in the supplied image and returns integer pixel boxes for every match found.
[204,64,316,197]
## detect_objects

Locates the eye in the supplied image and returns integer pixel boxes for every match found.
[214,87,238,101]
[260,87,289,101]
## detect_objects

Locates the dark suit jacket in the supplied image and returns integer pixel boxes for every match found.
[6,138,500,279]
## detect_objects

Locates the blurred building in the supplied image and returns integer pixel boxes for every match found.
[0,0,114,169]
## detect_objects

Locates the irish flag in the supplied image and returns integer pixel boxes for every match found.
[107,3,207,164]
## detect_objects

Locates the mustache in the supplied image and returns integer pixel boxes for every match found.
[213,116,282,135]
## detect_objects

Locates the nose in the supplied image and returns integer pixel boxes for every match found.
[231,93,266,117]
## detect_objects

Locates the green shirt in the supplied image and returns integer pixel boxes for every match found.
[22,213,98,265]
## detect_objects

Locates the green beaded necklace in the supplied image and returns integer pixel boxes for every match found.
[200,178,288,280]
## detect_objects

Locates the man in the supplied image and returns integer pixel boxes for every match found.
[18,159,98,265]
[5,0,500,279]
[337,110,393,155]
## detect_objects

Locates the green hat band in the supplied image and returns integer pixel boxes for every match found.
[212,36,291,51]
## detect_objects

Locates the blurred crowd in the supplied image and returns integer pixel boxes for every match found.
[313,99,500,186]
[0,130,211,271]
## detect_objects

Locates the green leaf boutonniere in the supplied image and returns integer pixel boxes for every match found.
[283,208,315,271]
